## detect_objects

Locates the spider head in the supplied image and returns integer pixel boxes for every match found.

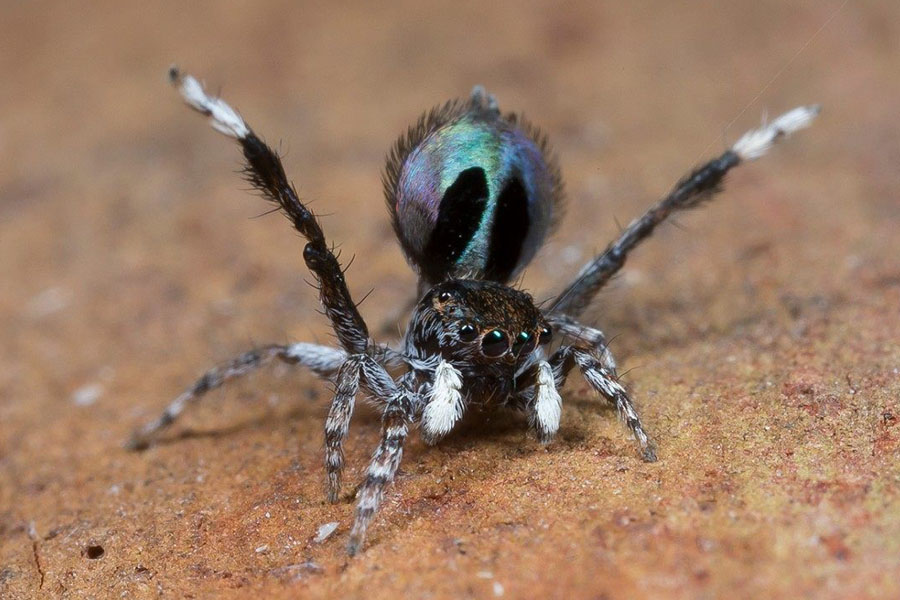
[410,279,552,365]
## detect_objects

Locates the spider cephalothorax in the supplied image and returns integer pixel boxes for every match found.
[409,280,550,365]
[128,67,818,555]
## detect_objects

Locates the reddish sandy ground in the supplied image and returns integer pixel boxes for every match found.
[1,1,898,598]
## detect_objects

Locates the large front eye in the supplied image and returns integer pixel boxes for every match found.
[481,329,509,357]
[512,331,536,355]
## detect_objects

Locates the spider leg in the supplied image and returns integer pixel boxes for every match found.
[545,314,616,371]
[550,105,820,317]
[552,345,656,462]
[324,357,361,503]
[324,355,416,504]
[170,68,371,354]
[347,379,415,555]
[126,343,346,450]
[515,345,656,460]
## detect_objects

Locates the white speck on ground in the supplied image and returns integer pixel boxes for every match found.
[72,383,103,406]
[27,287,71,318]
[314,521,339,543]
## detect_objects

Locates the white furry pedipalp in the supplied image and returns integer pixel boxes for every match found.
[169,67,250,139]
[534,361,562,440]
[732,105,821,161]
[421,360,464,441]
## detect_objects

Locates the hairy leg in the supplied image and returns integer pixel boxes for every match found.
[512,315,618,439]
[348,391,414,556]
[325,356,363,502]
[550,105,819,317]
[548,345,656,461]
[545,314,616,371]
[126,343,345,450]
[324,354,416,503]
[171,68,371,354]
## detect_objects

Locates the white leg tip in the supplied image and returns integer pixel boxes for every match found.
[732,104,820,161]
[169,66,250,139]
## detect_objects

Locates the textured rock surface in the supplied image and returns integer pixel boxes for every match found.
[1,1,898,598]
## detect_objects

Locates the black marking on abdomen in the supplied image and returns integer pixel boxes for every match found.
[485,176,530,282]
[423,167,489,282]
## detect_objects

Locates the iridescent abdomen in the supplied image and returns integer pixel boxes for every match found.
[384,87,563,285]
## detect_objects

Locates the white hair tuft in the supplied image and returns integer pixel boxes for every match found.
[732,105,821,161]
[422,361,464,440]
[169,66,250,139]
[534,361,562,439]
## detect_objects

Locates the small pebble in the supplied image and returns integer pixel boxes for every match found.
[72,384,103,406]
[27,287,71,318]
[314,521,339,543]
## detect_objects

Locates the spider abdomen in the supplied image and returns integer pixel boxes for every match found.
[384,87,564,285]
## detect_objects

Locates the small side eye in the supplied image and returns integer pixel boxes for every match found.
[539,326,552,345]
[481,329,509,357]
[438,291,453,302]
[512,331,536,355]
[459,323,478,342]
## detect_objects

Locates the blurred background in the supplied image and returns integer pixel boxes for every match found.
[1,1,898,598]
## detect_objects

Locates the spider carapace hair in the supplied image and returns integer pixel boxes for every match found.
[129,67,819,555]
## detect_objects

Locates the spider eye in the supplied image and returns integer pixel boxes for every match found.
[512,331,536,355]
[459,323,478,342]
[437,291,453,302]
[539,326,552,345]
[481,329,509,357]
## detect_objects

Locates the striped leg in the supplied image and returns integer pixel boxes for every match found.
[126,343,346,450]
[324,354,414,504]
[551,346,657,462]
[171,68,371,355]
[549,105,820,317]
[324,356,364,503]
[545,314,617,371]
[347,392,413,556]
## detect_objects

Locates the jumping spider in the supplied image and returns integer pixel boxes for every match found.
[128,67,818,555]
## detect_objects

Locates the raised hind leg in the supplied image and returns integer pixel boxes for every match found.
[549,105,820,317]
